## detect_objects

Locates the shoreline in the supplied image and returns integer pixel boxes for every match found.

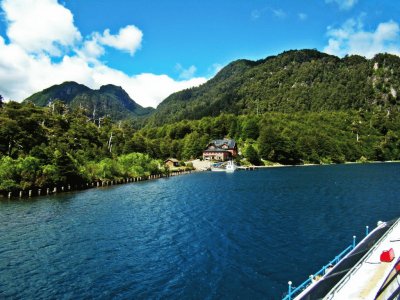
[1,169,193,201]
[190,159,400,171]
[3,160,398,200]
[249,160,400,169]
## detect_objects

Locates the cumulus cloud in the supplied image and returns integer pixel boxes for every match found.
[324,19,400,58]
[79,38,105,61]
[92,71,206,108]
[0,0,207,108]
[325,0,358,10]
[1,0,81,55]
[97,25,143,56]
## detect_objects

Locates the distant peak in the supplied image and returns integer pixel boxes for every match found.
[58,81,89,89]
[99,84,123,91]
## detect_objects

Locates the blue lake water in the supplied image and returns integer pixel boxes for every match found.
[0,163,399,299]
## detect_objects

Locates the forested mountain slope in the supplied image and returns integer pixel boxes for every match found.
[148,49,400,125]
[25,82,154,121]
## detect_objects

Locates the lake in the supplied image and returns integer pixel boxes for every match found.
[0,163,399,299]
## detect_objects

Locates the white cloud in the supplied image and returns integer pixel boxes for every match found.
[97,25,143,56]
[92,70,206,108]
[325,0,358,10]
[0,39,207,107]
[175,64,198,80]
[1,0,81,55]
[324,19,400,58]
[272,9,286,19]
[0,0,207,108]
[298,13,307,21]
[79,38,105,61]
[251,7,286,20]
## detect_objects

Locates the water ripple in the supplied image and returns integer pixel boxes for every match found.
[0,163,399,299]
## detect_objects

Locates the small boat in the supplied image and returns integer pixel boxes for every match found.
[210,161,237,172]
[225,160,237,173]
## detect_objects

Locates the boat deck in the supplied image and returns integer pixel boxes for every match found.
[325,218,400,300]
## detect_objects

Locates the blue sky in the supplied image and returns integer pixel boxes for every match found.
[1,0,400,107]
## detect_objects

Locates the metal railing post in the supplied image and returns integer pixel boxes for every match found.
[288,281,292,300]
[353,235,356,248]
[365,226,369,236]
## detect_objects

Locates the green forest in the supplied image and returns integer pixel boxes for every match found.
[149,50,400,125]
[2,50,400,196]
[1,97,399,195]
[134,108,400,164]
[0,101,163,194]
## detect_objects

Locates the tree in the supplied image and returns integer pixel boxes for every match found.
[244,144,261,165]
[0,156,20,191]
[36,164,60,187]
[0,117,20,156]
[258,125,301,164]
[124,134,147,154]
[53,150,82,185]
[242,117,260,140]
[182,131,204,159]
[51,99,68,115]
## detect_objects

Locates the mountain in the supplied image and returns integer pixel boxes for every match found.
[25,82,154,120]
[148,49,400,125]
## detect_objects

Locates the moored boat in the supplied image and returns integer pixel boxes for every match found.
[210,162,226,172]
[225,160,237,173]
[210,160,237,172]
